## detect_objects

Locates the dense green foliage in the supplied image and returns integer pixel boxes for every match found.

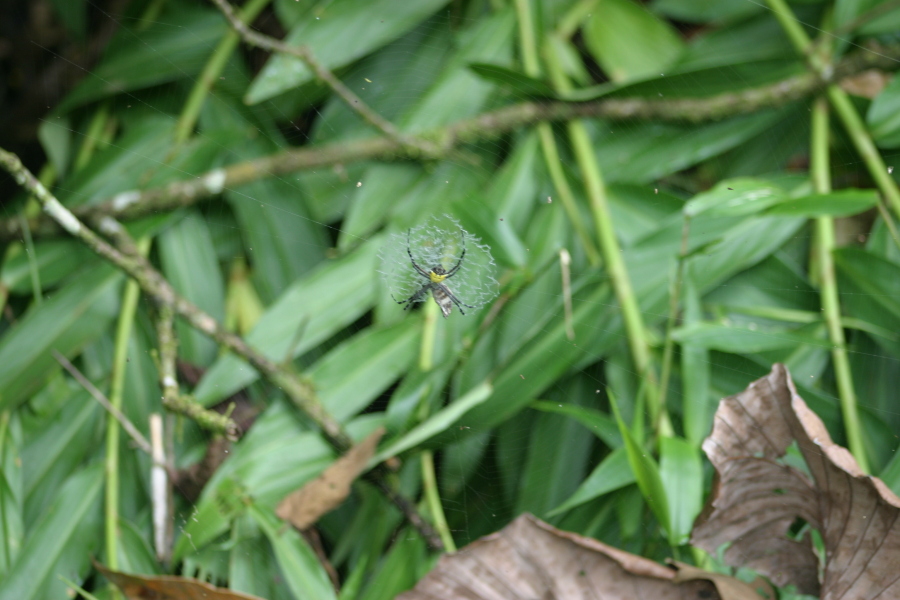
[2,0,900,598]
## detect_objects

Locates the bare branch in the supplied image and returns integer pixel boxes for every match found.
[1,149,443,550]
[5,42,898,242]
[209,0,437,157]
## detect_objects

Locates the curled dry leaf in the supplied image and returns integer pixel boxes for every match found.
[398,514,768,600]
[94,561,264,600]
[691,363,900,598]
[276,426,385,530]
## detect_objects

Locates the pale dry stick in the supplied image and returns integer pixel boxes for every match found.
[149,414,171,563]
[210,0,438,158]
[5,40,900,241]
[559,248,574,341]
[0,148,443,550]
[53,349,154,457]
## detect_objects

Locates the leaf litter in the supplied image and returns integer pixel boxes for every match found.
[399,364,900,600]
[692,363,900,598]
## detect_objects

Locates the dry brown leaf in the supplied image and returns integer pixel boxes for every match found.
[399,513,769,600]
[839,70,891,99]
[276,426,384,530]
[94,561,264,600]
[671,561,775,600]
[691,364,900,598]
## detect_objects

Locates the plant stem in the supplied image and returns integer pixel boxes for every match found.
[766,0,900,220]
[5,41,900,241]
[0,147,441,548]
[826,86,900,219]
[544,44,670,435]
[174,0,270,145]
[810,97,868,472]
[416,299,456,551]
[658,217,690,420]
[104,236,149,589]
[210,0,437,157]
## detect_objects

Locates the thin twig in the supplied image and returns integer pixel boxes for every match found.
[210,0,436,157]
[0,150,442,550]
[53,349,153,456]
[4,40,900,241]
[154,301,240,440]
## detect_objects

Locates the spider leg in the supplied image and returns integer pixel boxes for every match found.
[406,229,430,279]
[444,230,467,279]
[441,284,477,315]
[393,285,430,310]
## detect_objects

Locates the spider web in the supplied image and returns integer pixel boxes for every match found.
[377,214,499,313]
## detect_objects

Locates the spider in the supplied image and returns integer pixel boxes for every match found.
[394,229,476,318]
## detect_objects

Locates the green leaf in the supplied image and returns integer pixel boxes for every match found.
[566,59,803,102]
[37,116,72,177]
[58,5,227,111]
[596,111,788,185]
[549,448,635,515]
[158,212,226,366]
[357,531,427,600]
[400,9,515,132]
[659,436,702,545]
[22,392,98,521]
[0,266,120,412]
[246,0,449,104]
[765,189,879,217]
[372,383,492,464]
[250,504,338,600]
[681,268,712,446]
[311,320,419,421]
[834,247,900,320]
[0,464,103,600]
[339,164,423,251]
[530,400,622,448]
[653,0,763,23]
[673,321,826,353]
[1,240,92,295]
[194,239,379,406]
[468,63,555,98]
[683,178,786,217]
[868,74,900,148]
[609,392,670,535]
[582,0,684,82]
[0,412,23,577]
[172,478,250,563]
[516,381,595,517]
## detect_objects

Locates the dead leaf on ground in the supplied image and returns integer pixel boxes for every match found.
[691,363,900,598]
[94,561,264,600]
[276,426,384,530]
[398,513,769,600]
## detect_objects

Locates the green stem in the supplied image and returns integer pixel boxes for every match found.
[657,217,690,419]
[74,103,111,171]
[174,0,270,145]
[543,43,670,435]
[537,123,601,266]
[766,0,813,53]
[104,236,151,583]
[419,300,439,372]
[416,299,455,551]
[421,450,456,552]
[515,0,599,265]
[766,0,900,220]
[810,98,868,472]
[827,86,900,219]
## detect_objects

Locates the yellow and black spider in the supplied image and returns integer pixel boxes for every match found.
[394,229,476,318]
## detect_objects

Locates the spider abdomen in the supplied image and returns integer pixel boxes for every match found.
[431,284,455,318]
